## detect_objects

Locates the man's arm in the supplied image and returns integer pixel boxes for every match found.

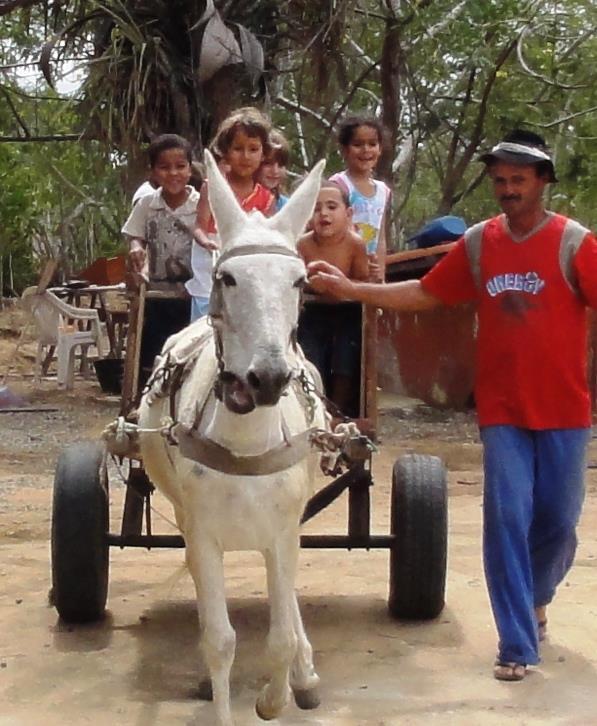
[307,260,441,311]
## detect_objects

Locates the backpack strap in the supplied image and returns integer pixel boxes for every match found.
[559,218,590,297]
[463,220,489,292]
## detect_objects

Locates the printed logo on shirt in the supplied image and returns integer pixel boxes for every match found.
[486,271,545,297]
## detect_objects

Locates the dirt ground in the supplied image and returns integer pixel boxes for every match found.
[1,303,597,725]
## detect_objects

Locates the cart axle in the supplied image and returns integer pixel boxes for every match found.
[106,533,395,550]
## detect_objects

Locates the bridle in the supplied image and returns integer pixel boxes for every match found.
[208,243,303,401]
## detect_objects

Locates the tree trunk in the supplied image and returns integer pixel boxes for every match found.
[378,15,402,248]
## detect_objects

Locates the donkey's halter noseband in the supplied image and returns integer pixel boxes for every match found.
[209,244,303,400]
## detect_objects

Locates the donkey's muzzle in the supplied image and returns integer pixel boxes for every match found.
[247,363,292,406]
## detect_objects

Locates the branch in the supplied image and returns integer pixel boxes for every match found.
[0,87,30,137]
[451,168,487,206]
[0,0,43,17]
[0,134,91,142]
[392,134,414,173]
[413,0,468,45]
[327,59,380,131]
[347,39,376,67]
[535,106,597,129]
[517,23,588,90]
[0,84,79,102]
[274,96,332,129]
[287,74,309,167]
[452,34,520,182]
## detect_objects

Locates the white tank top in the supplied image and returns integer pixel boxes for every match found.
[330,171,391,253]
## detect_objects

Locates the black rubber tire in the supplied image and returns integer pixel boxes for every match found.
[388,453,448,620]
[51,441,109,623]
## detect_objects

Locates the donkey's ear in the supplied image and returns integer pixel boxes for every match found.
[204,149,246,247]
[266,159,326,246]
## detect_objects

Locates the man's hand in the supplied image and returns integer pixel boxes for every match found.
[307,260,355,299]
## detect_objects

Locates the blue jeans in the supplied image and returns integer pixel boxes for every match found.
[481,425,589,665]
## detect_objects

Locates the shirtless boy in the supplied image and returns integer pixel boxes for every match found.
[298,181,369,285]
[297,181,368,415]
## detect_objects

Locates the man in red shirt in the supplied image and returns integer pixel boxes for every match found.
[307,129,597,681]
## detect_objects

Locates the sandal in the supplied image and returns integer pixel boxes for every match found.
[494,660,527,681]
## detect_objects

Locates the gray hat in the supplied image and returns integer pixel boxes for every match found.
[479,140,558,183]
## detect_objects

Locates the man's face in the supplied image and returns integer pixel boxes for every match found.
[488,161,547,218]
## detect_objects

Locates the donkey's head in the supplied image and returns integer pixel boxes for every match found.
[206,150,325,414]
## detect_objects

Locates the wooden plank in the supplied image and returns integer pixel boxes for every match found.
[385,241,456,266]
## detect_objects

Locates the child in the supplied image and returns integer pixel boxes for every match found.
[330,116,391,282]
[257,128,290,212]
[189,107,275,321]
[122,133,207,386]
[297,181,369,416]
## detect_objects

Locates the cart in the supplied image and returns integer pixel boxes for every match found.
[50,287,448,624]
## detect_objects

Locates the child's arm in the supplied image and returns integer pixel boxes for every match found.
[368,209,387,283]
[194,182,219,251]
[264,194,276,218]
[297,234,313,265]
[122,198,149,277]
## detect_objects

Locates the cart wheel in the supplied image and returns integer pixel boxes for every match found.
[51,441,109,623]
[388,453,447,620]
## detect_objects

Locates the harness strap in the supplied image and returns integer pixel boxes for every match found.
[215,244,300,269]
[174,425,313,476]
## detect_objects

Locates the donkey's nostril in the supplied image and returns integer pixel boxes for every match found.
[247,370,261,389]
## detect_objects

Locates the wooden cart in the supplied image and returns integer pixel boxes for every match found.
[50,287,448,624]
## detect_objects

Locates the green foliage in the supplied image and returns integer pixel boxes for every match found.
[1,0,597,291]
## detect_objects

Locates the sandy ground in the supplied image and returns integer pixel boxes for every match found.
[1,304,597,725]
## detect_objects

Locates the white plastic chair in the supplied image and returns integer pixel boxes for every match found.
[21,287,106,389]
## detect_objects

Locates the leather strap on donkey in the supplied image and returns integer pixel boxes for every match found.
[175,425,313,476]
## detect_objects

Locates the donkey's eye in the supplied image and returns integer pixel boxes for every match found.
[293,276,306,289]
[221,272,237,287]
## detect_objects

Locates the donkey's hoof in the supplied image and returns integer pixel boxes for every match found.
[255,699,277,721]
[293,686,321,710]
[255,685,289,721]
[196,678,213,701]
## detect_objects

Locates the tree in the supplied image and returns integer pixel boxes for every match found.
[1,0,597,292]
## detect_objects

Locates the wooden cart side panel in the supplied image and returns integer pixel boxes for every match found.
[377,304,477,410]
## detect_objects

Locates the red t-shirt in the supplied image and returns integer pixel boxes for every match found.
[206,182,273,234]
[421,213,597,429]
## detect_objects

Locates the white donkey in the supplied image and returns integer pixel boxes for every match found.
[138,152,328,725]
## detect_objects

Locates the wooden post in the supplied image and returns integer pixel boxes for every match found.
[361,304,378,435]
[120,282,146,416]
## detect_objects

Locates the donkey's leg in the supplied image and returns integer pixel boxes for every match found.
[290,591,321,710]
[256,537,299,720]
[186,535,236,726]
